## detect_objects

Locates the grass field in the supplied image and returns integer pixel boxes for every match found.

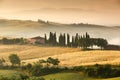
[0,44,80,61]
[43,73,120,80]
[0,70,22,78]
[44,73,89,80]
[103,77,120,80]
[0,45,120,66]
[0,70,120,80]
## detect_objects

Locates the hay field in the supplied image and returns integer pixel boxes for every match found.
[0,45,120,66]
[0,44,80,61]
[24,50,120,66]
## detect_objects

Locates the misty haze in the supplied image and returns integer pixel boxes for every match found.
[0,0,120,80]
[0,19,120,45]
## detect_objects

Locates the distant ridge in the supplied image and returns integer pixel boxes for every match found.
[114,26,120,28]
[0,19,108,28]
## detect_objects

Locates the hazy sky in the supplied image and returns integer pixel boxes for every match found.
[0,0,120,26]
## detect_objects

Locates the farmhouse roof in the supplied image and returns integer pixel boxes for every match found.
[31,36,45,39]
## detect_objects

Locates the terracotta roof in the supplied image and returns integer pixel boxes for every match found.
[31,36,44,39]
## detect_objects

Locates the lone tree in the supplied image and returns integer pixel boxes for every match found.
[9,54,21,66]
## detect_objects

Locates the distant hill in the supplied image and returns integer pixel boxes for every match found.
[0,19,120,45]
[114,26,120,28]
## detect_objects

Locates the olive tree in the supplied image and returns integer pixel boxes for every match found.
[9,54,21,66]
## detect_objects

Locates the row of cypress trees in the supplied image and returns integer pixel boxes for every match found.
[45,32,108,49]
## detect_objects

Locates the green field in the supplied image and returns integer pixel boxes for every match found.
[0,70,24,79]
[44,73,89,80]
[0,70,120,80]
[102,77,120,80]
[43,73,120,80]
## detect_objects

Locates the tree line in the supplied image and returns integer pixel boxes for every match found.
[45,32,108,49]
[0,38,27,44]
[0,32,108,50]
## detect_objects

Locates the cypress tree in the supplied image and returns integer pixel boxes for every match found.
[80,33,91,49]
[78,35,82,47]
[48,32,54,45]
[53,32,57,46]
[63,33,66,46]
[45,34,47,44]
[75,33,79,47]
[85,32,91,48]
[67,33,70,47]
[72,36,75,47]
[86,32,90,38]
[59,33,62,46]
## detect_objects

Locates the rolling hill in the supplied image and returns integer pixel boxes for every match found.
[0,45,120,66]
[0,19,120,45]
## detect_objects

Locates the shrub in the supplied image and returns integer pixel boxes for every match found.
[73,66,85,71]
[19,73,29,80]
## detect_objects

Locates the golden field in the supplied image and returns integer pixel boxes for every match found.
[0,44,120,66]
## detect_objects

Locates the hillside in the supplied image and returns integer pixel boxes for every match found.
[0,45,120,66]
[0,45,80,61]
[0,19,120,45]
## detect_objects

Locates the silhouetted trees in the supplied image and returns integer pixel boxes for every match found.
[48,32,57,46]
[74,33,79,47]
[45,32,108,49]
[0,32,108,49]
[58,33,66,46]
[96,38,108,50]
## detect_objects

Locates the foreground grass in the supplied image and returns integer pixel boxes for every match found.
[0,70,21,77]
[44,73,88,80]
[0,70,120,80]
[102,77,120,80]
[44,73,120,80]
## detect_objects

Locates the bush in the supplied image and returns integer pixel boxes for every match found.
[19,73,29,80]
[85,64,120,78]
[85,67,96,77]
[73,66,85,71]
